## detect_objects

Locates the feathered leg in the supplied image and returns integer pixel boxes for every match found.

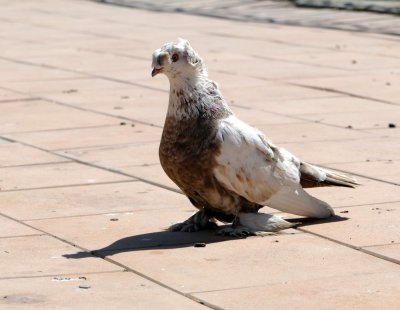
[169,209,217,232]
[217,212,294,237]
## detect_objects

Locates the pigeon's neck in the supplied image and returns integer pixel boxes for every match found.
[167,75,232,120]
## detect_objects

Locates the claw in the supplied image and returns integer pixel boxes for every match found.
[217,226,276,237]
[168,210,218,233]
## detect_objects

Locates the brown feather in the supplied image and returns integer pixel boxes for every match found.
[300,162,359,188]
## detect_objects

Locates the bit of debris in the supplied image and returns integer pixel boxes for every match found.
[339,210,349,213]
[62,89,78,94]
[194,243,206,248]
[110,218,119,221]
[119,122,126,126]
[131,124,135,127]
[121,96,130,99]
[78,284,91,289]
[273,240,279,243]
[386,82,391,86]
[346,125,353,129]
[351,60,357,64]
[388,123,396,128]
[78,276,87,280]
[113,106,123,110]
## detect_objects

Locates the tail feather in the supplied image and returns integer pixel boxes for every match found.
[300,162,359,188]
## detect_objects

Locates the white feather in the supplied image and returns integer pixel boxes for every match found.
[214,115,334,219]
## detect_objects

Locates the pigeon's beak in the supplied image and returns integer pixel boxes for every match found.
[151,67,163,77]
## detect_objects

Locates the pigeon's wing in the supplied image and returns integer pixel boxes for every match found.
[213,116,334,218]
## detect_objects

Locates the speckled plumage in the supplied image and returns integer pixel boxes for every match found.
[152,39,358,235]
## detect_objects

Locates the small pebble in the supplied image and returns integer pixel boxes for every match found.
[194,243,206,248]
[110,218,119,221]
[388,123,396,128]
[346,125,353,129]
[352,60,357,64]
[79,284,91,289]
[273,240,279,243]
[120,122,126,126]
[339,210,349,214]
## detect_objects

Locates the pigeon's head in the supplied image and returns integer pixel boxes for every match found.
[151,38,205,80]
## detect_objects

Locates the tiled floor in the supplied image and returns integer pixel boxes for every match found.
[0,0,399,309]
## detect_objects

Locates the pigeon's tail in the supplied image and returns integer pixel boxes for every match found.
[237,212,295,232]
[265,186,335,219]
[299,162,360,188]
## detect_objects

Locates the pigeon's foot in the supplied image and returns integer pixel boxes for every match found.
[217,226,276,237]
[169,210,217,232]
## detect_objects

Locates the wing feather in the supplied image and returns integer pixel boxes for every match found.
[214,115,301,204]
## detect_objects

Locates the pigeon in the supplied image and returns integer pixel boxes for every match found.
[151,38,358,236]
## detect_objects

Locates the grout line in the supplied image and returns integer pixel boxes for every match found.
[22,206,184,222]
[0,124,118,136]
[0,55,167,93]
[0,233,45,240]
[0,97,40,104]
[296,227,400,266]
[362,242,400,248]
[0,270,124,281]
[0,161,71,170]
[288,82,400,106]
[0,180,138,193]
[0,210,222,309]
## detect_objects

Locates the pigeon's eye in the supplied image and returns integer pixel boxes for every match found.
[171,53,179,62]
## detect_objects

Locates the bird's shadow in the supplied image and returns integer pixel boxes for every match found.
[63,215,348,259]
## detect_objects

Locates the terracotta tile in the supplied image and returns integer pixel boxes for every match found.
[233,107,303,126]
[256,122,372,143]
[0,215,39,238]
[24,206,258,252]
[0,235,121,278]
[6,123,162,151]
[298,108,400,130]
[3,77,128,95]
[57,142,160,171]
[0,89,32,102]
[270,51,398,71]
[0,60,84,83]
[43,87,168,127]
[221,81,333,109]
[0,141,66,167]
[299,202,400,248]
[0,100,118,134]
[221,57,352,80]
[106,233,399,293]
[193,271,400,310]
[0,272,206,310]
[280,136,400,164]
[121,163,180,191]
[290,72,400,105]
[266,96,394,116]
[0,162,131,191]
[0,181,184,220]
[304,178,400,209]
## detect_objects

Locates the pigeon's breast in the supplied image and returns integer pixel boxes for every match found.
[159,116,220,190]
[159,116,261,215]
